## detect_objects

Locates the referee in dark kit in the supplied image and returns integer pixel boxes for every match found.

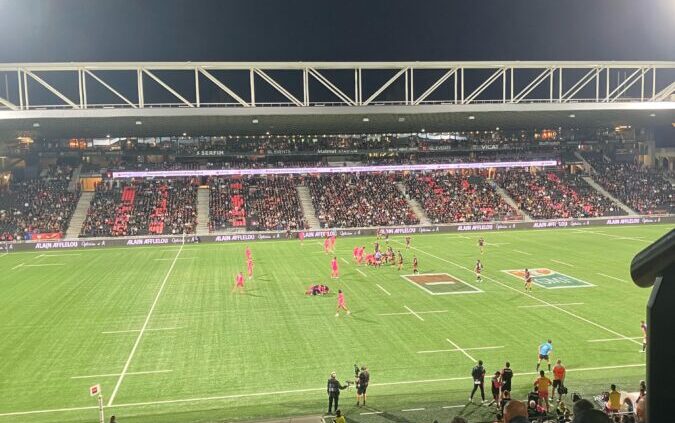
[326,371,347,415]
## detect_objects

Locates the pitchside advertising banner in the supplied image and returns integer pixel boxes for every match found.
[4,215,672,251]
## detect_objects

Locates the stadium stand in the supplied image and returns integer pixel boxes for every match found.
[584,156,674,214]
[208,176,306,232]
[306,174,419,228]
[0,165,80,241]
[79,179,198,237]
[495,169,625,219]
[404,172,520,223]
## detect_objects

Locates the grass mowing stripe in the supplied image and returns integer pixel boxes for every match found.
[0,363,646,418]
[394,239,643,346]
[107,241,185,406]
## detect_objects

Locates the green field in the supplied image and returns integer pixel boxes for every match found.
[0,224,669,423]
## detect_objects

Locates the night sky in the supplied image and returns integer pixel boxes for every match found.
[0,0,674,63]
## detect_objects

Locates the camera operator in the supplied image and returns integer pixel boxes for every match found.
[327,372,348,415]
[356,366,370,406]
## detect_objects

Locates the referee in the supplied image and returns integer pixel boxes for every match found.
[327,372,347,415]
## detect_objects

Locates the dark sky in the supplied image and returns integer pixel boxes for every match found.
[0,0,674,62]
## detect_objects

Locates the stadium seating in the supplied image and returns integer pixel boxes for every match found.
[404,172,520,223]
[0,166,80,241]
[584,156,673,214]
[79,179,197,237]
[208,176,306,231]
[495,169,625,219]
[306,174,419,228]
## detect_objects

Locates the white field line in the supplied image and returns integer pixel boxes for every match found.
[71,370,172,379]
[573,230,650,243]
[356,268,367,277]
[518,303,584,309]
[394,240,642,346]
[41,253,82,257]
[379,310,447,317]
[340,257,349,264]
[0,364,646,418]
[445,338,476,362]
[404,305,424,321]
[153,257,194,261]
[375,283,390,295]
[402,408,425,412]
[588,336,643,343]
[102,327,182,335]
[418,346,504,354]
[107,242,184,406]
[550,259,574,267]
[513,249,532,256]
[597,273,629,283]
[442,405,466,409]
[10,263,24,270]
[24,263,66,267]
[360,412,384,415]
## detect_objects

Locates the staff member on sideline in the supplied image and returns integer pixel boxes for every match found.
[327,372,347,415]
[356,366,370,406]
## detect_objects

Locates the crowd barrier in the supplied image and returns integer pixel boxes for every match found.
[3,215,672,252]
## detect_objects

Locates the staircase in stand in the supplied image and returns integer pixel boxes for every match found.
[395,182,431,225]
[196,186,210,235]
[582,176,637,215]
[494,184,533,222]
[296,185,321,229]
[68,165,82,192]
[64,191,94,239]
[574,152,595,173]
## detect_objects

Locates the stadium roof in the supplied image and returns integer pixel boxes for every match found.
[0,61,673,138]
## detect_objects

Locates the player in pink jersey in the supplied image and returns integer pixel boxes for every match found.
[246,258,254,279]
[331,256,339,278]
[357,246,365,265]
[353,246,360,261]
[324,237,331,254]
[298,231,305,245]
[233,271,245,293]
[245,245,252,260]
[330,235,336,252]
[335,289,350,317]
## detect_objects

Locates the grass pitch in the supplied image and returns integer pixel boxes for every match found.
[0,224,669,423]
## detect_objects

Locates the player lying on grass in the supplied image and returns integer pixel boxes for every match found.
[306,284,330,296]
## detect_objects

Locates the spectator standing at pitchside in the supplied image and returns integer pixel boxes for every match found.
[326,372,347,415]
[501,361,514,393]
[470,359,487,403]
[552,359,566,401]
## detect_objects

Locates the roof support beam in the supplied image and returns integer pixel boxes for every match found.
[0,95,18,111]
[308,68,355,106]
[464,68,505,104]
[605,68,648,102]
[24,70,79,109]
[84,69,138,108]
[142,69,194,107]
[363,67,408,106]
[511,68,553,103]
[198,68,250,107]
[561,67,603,103]
[253,69,303,107]
[413,68,457,105]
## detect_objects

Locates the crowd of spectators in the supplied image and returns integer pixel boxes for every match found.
[80,179,197,237]
[584,157,673,214]
[495,169,625,219]
[209,176,306,232]
[306,174,419,228]
[0,166,79,241]
[404,172,520,223]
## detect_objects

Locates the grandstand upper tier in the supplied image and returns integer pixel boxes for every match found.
[0,61,674,137]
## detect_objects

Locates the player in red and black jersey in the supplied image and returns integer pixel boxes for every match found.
[412,256,419,274]
[397,251,404,271]
[478,237,485,254]
[524,268,533,292]
[475,259,483,282]
[405,236,411,250]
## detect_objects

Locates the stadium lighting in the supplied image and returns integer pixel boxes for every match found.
[495,127,500,130]
[398,117,405,122]
[135,121,142,125]
[569,114,576,118]
[649,113,656,117]
[362,117,370,122]
[106,134,110,138]
[468,115,475,120]
[182,132,187,137]
[420,128,425,132]
[252,119,259,124]
[32,122,40,127]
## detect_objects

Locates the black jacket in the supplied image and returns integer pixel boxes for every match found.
[327,378,347,395]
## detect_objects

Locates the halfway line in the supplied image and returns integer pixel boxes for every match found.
[71,370,172,379]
